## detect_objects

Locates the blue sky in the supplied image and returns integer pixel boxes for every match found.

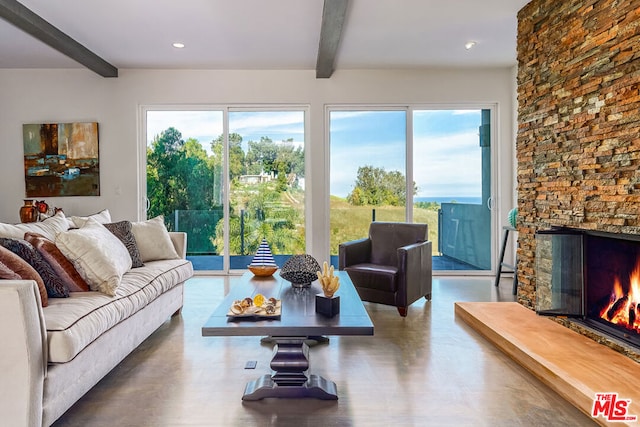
[330,110,483,198]
[147,109,484,199]
[146,110,304,152]
[147,111,222,149]
[412,110,483,198]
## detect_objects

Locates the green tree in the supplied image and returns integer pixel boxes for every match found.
[148,127,306,256]
[183,138,215,210]
[147,128,218,235]
[347,165,417,206]
[211,133,245,181]
[273,138,304,189]
[245,137,277,175]
[244,137,304,184]
[147,127,188,223]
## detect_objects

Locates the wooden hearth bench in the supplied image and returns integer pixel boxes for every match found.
[455,302,640,427]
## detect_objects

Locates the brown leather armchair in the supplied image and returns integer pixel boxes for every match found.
[338,222,432,317]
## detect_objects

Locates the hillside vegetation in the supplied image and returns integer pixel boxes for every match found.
[147,126,440,256]
[330,196,439,255]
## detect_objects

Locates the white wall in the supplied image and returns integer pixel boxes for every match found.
[0,67,516,265]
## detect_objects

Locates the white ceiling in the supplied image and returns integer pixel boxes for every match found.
[0,0,530,72]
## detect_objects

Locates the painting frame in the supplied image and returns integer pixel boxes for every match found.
[23,122,100,197]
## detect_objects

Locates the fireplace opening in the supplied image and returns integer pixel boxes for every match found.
[585,235,640,346]
[535,228,640,349]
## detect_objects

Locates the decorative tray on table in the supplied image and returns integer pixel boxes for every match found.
[226,294,281,320]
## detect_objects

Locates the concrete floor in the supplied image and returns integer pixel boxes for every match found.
[52,276,596,427]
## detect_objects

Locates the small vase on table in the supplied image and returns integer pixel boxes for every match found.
[19,199,38,223]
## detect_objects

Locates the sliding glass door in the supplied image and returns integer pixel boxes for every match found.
[227,110,306,270]
[146,110,225,271]
[144,107,307,273]
[328,110,407,260]
[329,106,493,272]
[413,109,491,271]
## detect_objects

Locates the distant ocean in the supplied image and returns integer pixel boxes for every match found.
[415,196,482,205]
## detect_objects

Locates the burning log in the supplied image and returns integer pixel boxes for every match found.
[630,306,636,326]
[606,295,628,321]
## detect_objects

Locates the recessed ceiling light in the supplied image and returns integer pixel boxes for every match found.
[465,41,477,50]
[172,42,185,49]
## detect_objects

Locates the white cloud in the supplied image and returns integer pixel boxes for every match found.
[229,111,304,132]
[146,110,223,145]
[146,110,306,152]
[413,131,482,197]
[452,109,481,115]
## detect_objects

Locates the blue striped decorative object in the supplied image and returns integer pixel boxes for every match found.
[248,238,278,276]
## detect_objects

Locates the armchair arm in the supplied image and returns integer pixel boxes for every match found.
[338,238,371,270]
[396,240,433,306]
[0,280,47,427]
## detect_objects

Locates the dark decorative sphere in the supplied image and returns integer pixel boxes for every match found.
[280,254,321,288]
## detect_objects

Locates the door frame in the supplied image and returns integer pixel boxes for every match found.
[139,104,310,275]
[324,103,498,275]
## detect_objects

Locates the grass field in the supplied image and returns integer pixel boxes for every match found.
[329,196,439,255]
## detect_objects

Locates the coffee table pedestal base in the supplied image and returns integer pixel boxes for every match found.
[242,374,338,401]
[242,337,338,401]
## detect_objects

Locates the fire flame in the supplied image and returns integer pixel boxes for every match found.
[600,261,640,332]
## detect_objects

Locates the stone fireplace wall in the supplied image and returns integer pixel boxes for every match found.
[516,0,640,309]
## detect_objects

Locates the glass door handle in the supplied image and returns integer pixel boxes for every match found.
[487,197,494,210]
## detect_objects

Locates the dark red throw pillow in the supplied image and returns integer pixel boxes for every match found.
[0,260,21,280]
[24,232,90,292]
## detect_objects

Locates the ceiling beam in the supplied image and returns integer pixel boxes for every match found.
[316,0,349,79]
[0,0,118,77]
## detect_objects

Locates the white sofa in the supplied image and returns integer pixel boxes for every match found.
[0,231,193,427]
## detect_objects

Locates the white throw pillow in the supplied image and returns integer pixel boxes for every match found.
[67,209,112,229]
[0,211,69,240]
[55,218,132,296]
[131,216,180,262]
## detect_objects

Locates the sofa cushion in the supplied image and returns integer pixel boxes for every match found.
[131,216,180,262]
[0,238,69,298]
[24,232,90,292]
[0,245,48,306]
[55,218,132,296]
[345,263,398,292]
[0,211,69,241]
[44,258,193,363]
[103,221,144,268]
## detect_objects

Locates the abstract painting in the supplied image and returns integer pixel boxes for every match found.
[23,122,100,197]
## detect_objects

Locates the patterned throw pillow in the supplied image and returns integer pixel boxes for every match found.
[24,232,90,292]
[0,238,69,298]
[103,221,144,268]
[0,245,48,307]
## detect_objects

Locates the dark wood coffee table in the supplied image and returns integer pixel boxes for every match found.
[202,271,374,400]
